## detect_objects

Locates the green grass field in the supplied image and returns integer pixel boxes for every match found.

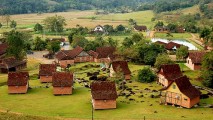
[154,33,192,40]
[0,59,212,120]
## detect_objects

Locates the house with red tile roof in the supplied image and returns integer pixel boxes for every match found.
[7,72,29,94]
[160,75,201,108]
[109,61,131,80]
[55,46,93,68]
[0,43,8,58]
[157,64,182,87]
[91,81,117,109]
[165,42,182,51]
[39,64,56,83]
[90,46,116,63]
[52,72,73,95]
[185,51,206,70]
[134,25,147,32]
[0,57,27,73]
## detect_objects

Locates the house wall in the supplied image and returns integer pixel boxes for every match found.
[185,57,201,70]
[92,99,116,109]
[74,56,93,63]
[40,76,53,83]
[59,60,74,68]
[94,58,111,63]
[162,83,200,108]
[157,73,169,87]
[8,84,28,94]
[125,74,131,80]
[53,87,72,95]
[110,66,130,80]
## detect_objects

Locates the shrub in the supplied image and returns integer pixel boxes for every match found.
[138,67,156,83]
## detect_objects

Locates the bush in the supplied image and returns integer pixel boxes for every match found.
[138,67,156,83]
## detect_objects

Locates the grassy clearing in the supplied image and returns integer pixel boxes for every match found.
[0,60,212,120]
[180,5,201,15]
[154,33,192,40]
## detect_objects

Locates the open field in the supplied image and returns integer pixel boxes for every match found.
[0,59,212,120]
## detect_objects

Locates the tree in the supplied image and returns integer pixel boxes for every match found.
[176,46,188,61]
[128,19,136,25]
[154,54,174,69]
[154,21,164,28]
[138,67,156,83]
[201,51,213,88]
[6,30,26,60]
[33,37,47,51]
[103,24,114,33]
[68,29,78,44]
[43,15,66,32]
[0,23,2,28]
[71,35,89,48]
[3,14,10,28]
[200,27,212,45]
[122,37,133,48]
[116,24,125,32]
[47,41,60,53]
[34,23,43,32]
[132,33,144,43]
[10,20,17,28]
[107,37,118,47]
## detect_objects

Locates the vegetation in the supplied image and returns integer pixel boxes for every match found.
[34,23,43,32]
[201,51,213,88]
[176,46,189,61]
[10,20,17,28]
[154,54,174,69]
[43,15,66,32]
[138,67,156,83]
[46,41,60,53]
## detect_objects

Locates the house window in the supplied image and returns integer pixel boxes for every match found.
[188,60,189,64]
[184,98,188,101]
[103,100,107,102]
[173,85,176,89]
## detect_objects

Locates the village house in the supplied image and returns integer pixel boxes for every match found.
[93,25,105,33]
[160,75,201,108]
[52,72,73,95]
[157,64,183,87]
[176,26,185,33]
[7,72,29,94]
[89,46,116,63]
[134,25,147,32]
[109,61,131,80]
[91,81,118,110]
[155,26,169,32]
[185,51,206,70]
[0,57,27,73]
[165,42,182,51]
[55,46,93,68]
[0,43,8,58]
[39,64,56,83]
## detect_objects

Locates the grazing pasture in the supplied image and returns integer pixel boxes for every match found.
[0,59,212,120]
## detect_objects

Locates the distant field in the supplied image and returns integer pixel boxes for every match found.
[154,33,192,40]
[180,5,201,15]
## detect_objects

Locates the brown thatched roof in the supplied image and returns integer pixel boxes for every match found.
[0,43,8,56]
[95,46,116,59]
[188,51,206,64]
[158,64,182,81]
[7,72,29,86]
[111,61,131,75]
[0,57,26,69]
[52,72,73,87]
[39,64,56,76]
[91,81,117,100]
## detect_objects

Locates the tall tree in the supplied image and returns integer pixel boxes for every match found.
[34,23,43,32]
[43,15,66,32]
[176,46,188,61]
[6,30,26,60]
[154,54,174,69]
[3,14,11,28]
[10,20,17,28]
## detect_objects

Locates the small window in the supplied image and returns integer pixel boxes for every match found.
[184,98,188,101]
[103,100,107,102]
[173,85,176,89]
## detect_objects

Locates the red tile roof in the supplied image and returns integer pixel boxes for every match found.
[39,64,56,76]
[0,57,26,68]
[111,61,131,75]
[158,64,182,81]
[7,72,29,86]
[52,72,73,87]
[55,46,86,60]
[0,43,8,55]
[91,81,117,100]
[134,25,147,31]
[188,51,206,64]
[161,76,201,99]
[95,46,115,59]
[88,50,98,58]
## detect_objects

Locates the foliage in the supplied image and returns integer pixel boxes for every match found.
[200,27,213,46]
[46,41,60,53]
[103,24,114,33]
[10,20,17,28]
[71,35,89,48]
[138,67,156,83]
[0,23,2,28]
[201,51,213,88]
[128,19,137,25]
[6,30,26,60]
[154,21,164,28]
[33,37,47,51]
[154,54,174,69]
[122,37,134,48]
[2,14,11,28]
[176,46,189,61]
[68,26,88,44]
[34,23,43,32]
[43,15,66,32]
[115,24,125,32]
[132,33,144,43]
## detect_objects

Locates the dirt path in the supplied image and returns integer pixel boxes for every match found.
[27,51,54,64]
[189,33,204,47]
[149,31,155,38]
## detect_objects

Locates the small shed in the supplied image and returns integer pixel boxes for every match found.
[160,75,201,108]
[185,51,206,70]
[7,72,29,94]
[52,72,73,95]
[39,64,56,83]
[134,25,147,32]
[91,81,117,110]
